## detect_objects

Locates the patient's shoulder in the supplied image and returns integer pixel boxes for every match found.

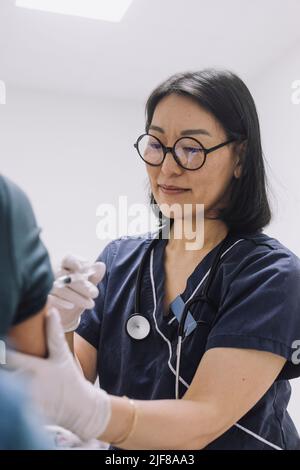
[0,174,35,225]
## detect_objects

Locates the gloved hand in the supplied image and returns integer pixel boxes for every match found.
[49,255,106,332]
[6,309,111,442]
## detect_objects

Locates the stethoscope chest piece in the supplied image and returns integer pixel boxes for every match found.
[126,314,151,340]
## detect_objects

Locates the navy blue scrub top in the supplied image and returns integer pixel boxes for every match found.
[76,230,300,450]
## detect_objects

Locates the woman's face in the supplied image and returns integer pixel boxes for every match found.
[146,93,242,220]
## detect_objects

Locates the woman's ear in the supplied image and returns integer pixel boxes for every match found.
[234,141,247,179]
[234,163,242,179]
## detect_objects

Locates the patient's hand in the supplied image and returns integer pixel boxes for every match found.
[8,305,48,358]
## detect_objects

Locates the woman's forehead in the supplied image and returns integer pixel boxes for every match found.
[152,95,223,137]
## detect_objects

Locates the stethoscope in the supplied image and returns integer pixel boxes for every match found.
[125,229,239,398]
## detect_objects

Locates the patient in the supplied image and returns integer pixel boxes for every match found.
[0,174,53,449]
[0,174,103,449]
[0,173,54,353]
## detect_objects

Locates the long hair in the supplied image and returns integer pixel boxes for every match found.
[145,69,271,234]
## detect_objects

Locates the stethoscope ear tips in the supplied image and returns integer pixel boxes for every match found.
[126,313,151,340]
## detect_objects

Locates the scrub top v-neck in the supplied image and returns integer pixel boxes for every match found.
[76,231,300,450]
[152,236,224,318]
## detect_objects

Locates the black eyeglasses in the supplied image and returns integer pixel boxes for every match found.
[134,133,236,171]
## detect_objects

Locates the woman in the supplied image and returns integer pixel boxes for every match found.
[9,69,300,450]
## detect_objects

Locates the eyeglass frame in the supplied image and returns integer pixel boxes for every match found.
[134,133,237,171]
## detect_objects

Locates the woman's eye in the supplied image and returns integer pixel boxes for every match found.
[184,147,201,154]
[149,143,162,150]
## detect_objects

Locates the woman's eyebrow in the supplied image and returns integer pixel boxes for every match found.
[148,125,212,137]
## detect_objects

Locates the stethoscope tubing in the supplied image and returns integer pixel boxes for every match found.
[126,229,237,398]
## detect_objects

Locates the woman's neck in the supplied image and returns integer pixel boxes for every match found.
[167,217,228,255]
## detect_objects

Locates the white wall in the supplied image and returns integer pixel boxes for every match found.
[249,40,300,255]
[0,87,148,266]
[249,40,300,431]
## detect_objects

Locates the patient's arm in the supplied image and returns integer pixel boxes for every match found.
[8,306,48,358]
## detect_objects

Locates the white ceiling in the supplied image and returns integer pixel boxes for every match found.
[0,0,300,101]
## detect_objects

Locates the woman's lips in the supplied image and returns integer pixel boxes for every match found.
[159,185,190,195]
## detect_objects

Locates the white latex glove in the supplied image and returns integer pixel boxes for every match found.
[49,255,106,332]
[6,309,111,442]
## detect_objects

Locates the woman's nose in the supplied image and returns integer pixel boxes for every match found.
[160,149,183,176]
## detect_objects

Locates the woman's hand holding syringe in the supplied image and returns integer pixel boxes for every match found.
[48,255,106,333]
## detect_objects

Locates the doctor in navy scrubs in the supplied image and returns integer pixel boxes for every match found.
[9,69,300,450]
